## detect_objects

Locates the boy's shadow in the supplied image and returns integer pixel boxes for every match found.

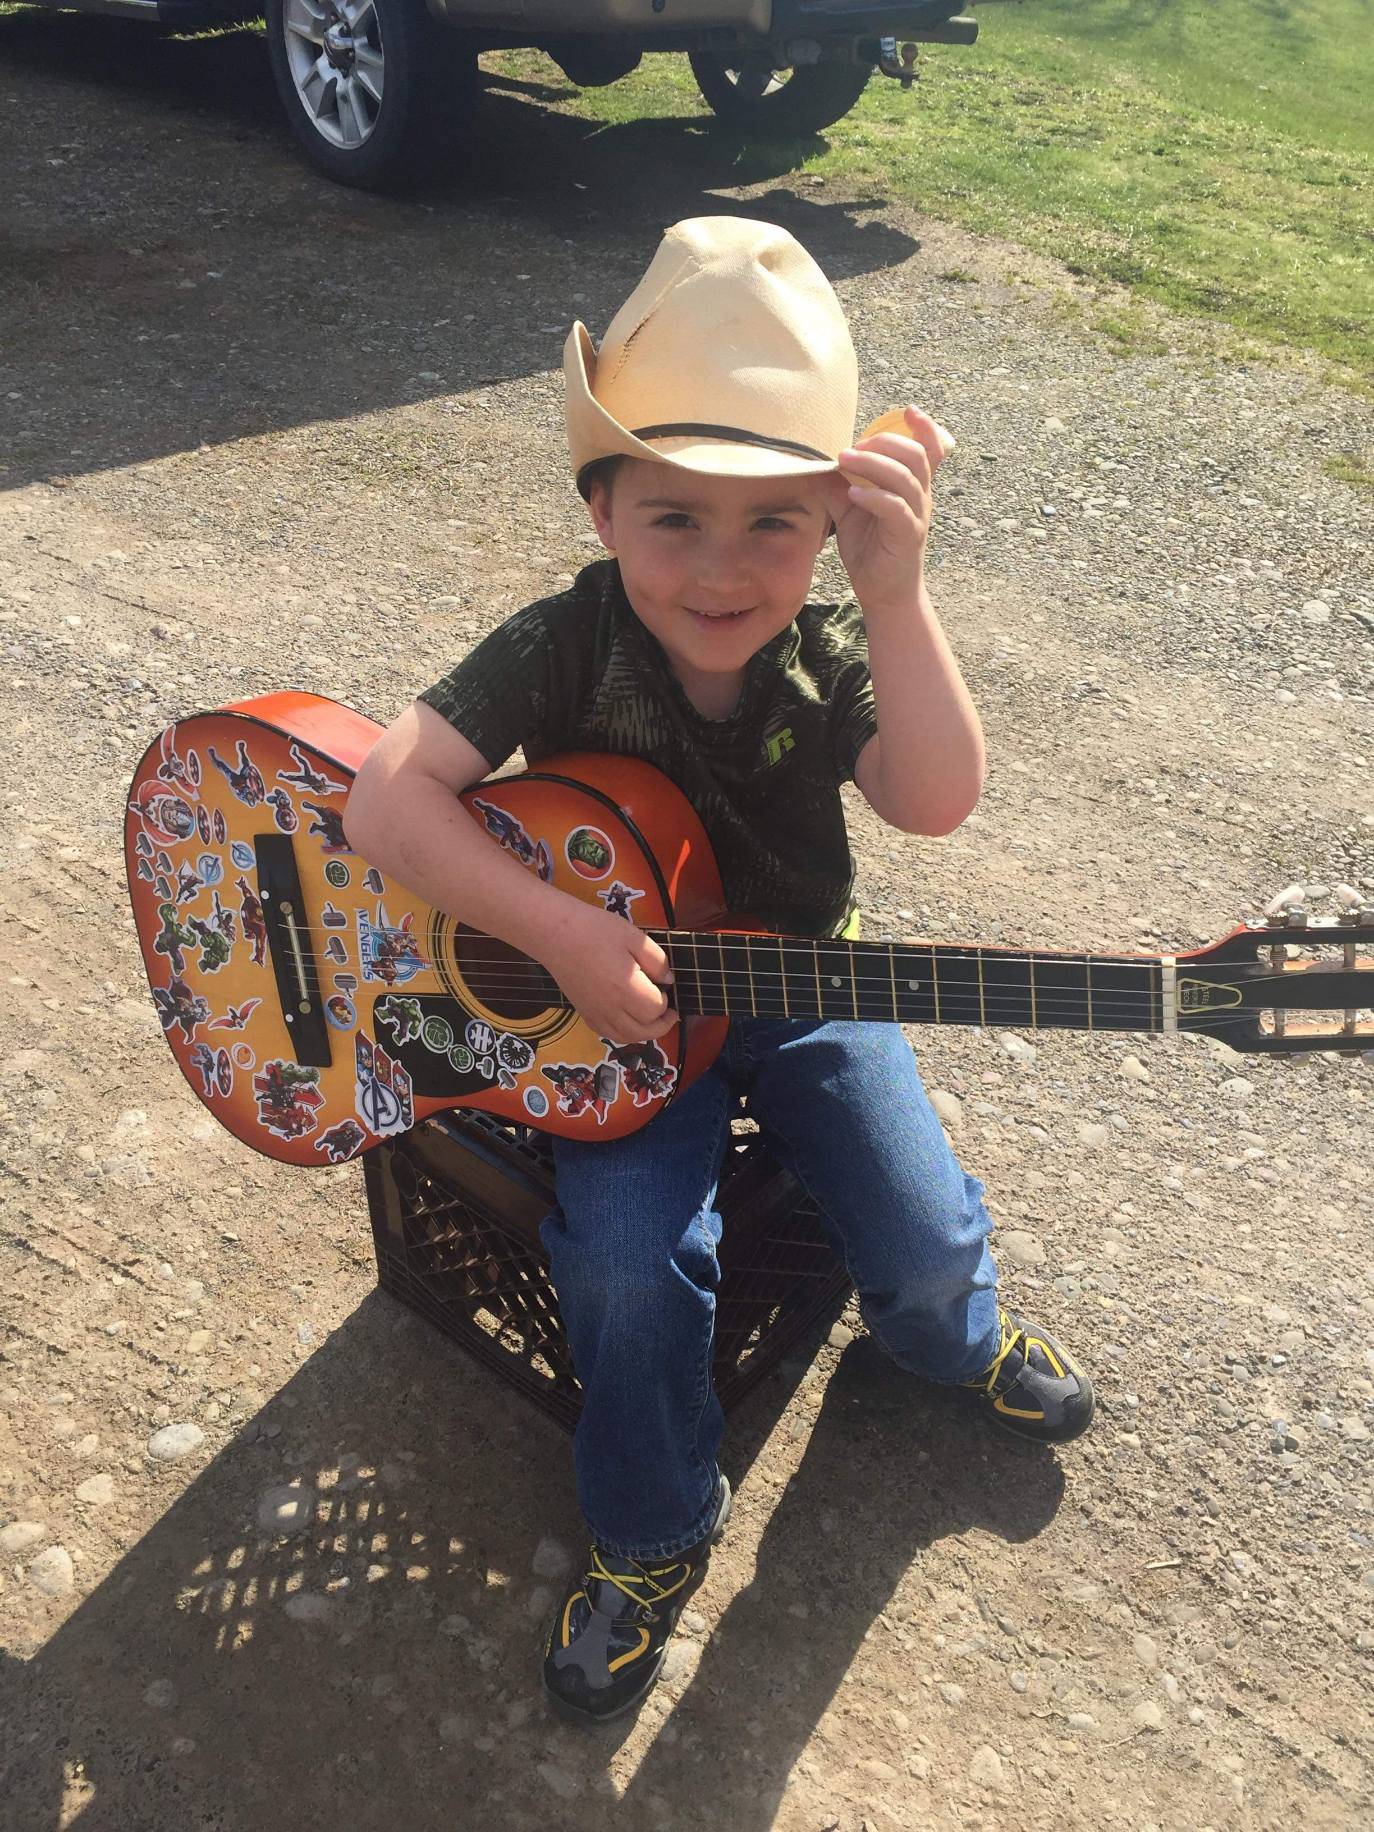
[618,1336,1064,1828]
[3,1286,1062,1831]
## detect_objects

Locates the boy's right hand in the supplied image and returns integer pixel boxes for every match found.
[539,903,677,1046]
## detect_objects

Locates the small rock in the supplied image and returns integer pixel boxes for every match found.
[861,1751,905,1780]
[1133,1634,1159,1666]
[968,1745,1006,1789]
[1067,1712,1097,1730]
[1119,1055,1151,1082]
[147,1423,205,1462]
[283,1592,331,1622]
[998,1031,1038,1063]
[537,1763,581,1801]
[1133,1700,1164,1732]
[185,1331,212,1354]
[1078,1122,1110,1148]
[28,1545,75,1596]
[929,1088,963,1129]
[76,1474,115,1506]
[531,1535,573,1581]
[143,1678,176,1710]
[1300,599,1331,623]
[938,1681,966,1707]
[828,1321,854,1349]
[1220,1077,1254,1099]
[1,1521,47,1554]
[998,1229,1046,1269]
[257,1485,318,1537]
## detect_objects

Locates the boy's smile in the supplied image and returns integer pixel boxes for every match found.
[588,458,833,720]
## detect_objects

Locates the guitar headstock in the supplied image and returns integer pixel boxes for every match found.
[1176,883,1374,1056]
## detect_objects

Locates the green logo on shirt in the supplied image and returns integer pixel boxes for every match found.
[763,725,796,767]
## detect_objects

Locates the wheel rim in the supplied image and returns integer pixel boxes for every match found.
[283,0,386,150]
[722,58,789,101]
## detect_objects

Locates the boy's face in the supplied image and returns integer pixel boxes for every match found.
[588,458,831,710]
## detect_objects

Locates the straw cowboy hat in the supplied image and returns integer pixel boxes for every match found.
[565,215,953,498]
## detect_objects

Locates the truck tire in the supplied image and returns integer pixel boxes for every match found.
[689,52,872,136]
[265,0,477,191]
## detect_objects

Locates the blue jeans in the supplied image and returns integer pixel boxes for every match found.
[542,1019,1001,1562]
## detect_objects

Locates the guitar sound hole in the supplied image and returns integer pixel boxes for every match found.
[453,926,553,1020]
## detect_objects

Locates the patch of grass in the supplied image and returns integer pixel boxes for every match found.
[1323,453,1374,489]
[493,2,1373,385]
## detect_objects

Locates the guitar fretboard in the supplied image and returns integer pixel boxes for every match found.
[647,930,1162,1033]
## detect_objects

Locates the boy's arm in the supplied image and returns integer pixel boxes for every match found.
[344,702,676,1045]
[823,406,984,837]
[851,579,985,837]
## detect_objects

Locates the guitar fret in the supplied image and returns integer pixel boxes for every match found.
[889,945,898,1023]
[1029,950,1037,1030]
[977,949,986,1027]
[813,941,822,1018]
[718,933,730,1016]
[1086,955,1093,1031]
[745,938,757,1017]
[781,940,791,1018]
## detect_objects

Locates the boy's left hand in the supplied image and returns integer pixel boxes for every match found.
[821,406,949,618]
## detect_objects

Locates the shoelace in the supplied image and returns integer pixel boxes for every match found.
[585,1548,690,1617]
[972,1311,1025,1396]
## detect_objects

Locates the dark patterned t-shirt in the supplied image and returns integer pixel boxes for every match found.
[419,559,878,938]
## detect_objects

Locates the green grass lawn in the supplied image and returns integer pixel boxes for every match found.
[499,1,1372,386]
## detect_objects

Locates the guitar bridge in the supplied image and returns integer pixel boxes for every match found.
[254,832,333,1070]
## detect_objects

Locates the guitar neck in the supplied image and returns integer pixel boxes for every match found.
[646,931,1165,1034]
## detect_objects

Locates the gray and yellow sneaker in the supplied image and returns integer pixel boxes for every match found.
[542,1475,731,1727]
[964,1309,1095,1444]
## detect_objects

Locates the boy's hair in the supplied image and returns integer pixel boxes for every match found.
[577,455,625,503]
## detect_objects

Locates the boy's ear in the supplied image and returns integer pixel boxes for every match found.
[586,477,616,553]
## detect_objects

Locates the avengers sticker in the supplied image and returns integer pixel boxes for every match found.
[210,997,261,1032]
[471,797,553,882]
[325,992,356,1030]
[602,1039,677,1108]
[156,728,201,799]
[236,877,268,966]
[278,742,348,798]
[599,880,644,922]
[324,860,350,889]
[357,903,424,986]
[230,841,256,872]
[354,1031,414,1139]
[254,1059,325,1140]
[152,976,210,1043]
[265,788,298,832]
[541,1060,619,1125]
[208,739,266,808]
[129,782,196,845]
[315,1119,366,1163]
[565,825,615,881]
[187,1044,234,1101]
[302,800,350,853]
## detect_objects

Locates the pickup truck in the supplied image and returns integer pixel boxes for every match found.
[19,0,980,190]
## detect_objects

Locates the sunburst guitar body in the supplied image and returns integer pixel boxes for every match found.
[125,693,727,1163]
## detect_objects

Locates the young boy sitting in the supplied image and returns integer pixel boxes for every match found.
[343,216,1094,1728]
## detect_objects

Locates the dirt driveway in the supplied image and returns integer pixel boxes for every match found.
[2,16,1373,1831]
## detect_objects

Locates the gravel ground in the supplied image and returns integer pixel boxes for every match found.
[2,20,1373,1832]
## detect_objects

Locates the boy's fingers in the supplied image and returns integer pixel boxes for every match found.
[842,438,931,493]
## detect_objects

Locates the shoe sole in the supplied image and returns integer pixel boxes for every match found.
[542,1476,733,1729]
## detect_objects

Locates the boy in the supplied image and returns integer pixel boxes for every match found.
[344,217,1093,1728]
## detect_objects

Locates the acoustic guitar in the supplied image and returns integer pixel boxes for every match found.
[124,692,1373,1166]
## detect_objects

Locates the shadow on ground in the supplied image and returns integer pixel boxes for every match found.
[2,1294,1062,1831]
[0,17,919,490]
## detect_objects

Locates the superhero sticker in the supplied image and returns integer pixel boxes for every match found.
[357,902,424,986]
[354,1031,413,1139]
[471,797,554,882]
[540,1038,677,1125]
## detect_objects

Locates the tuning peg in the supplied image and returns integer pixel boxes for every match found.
[1334,882,1373,919]
[1263,883,1309,927]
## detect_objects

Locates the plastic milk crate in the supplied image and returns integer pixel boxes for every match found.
[363,1105,852,1433]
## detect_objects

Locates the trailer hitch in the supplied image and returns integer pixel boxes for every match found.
[876,35,920,85]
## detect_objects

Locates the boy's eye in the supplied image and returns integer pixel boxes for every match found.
[755,517,794,531]
[652,513,694,529]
